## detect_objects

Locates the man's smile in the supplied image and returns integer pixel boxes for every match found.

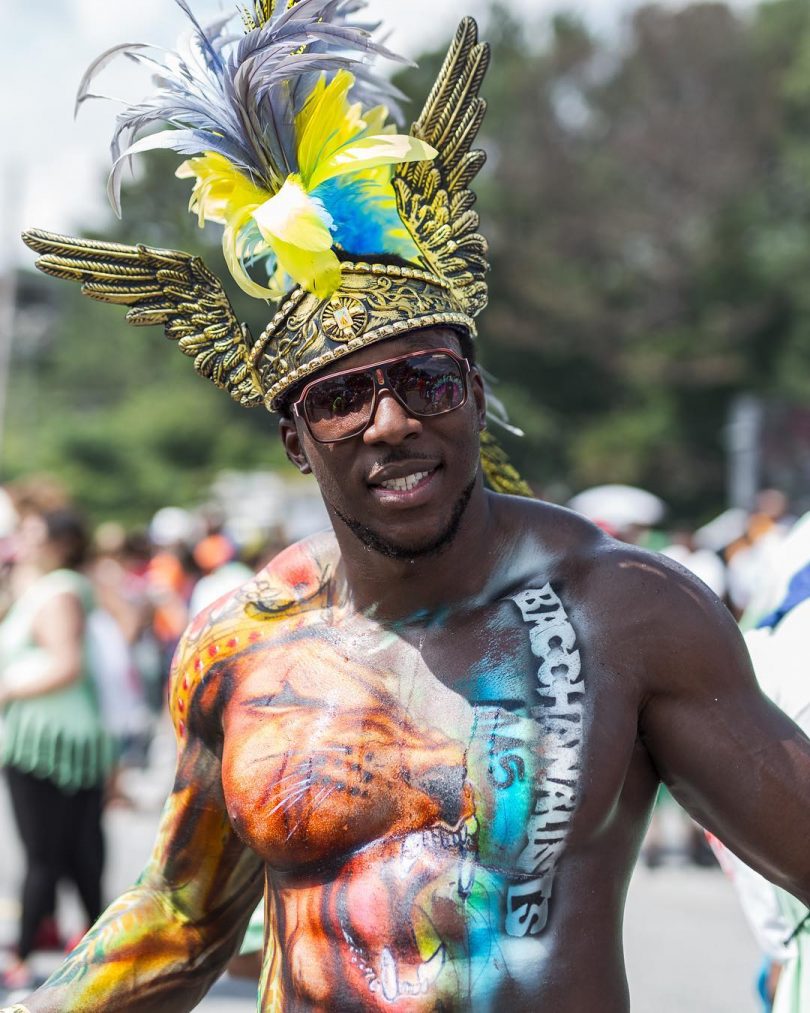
[366,459,443,506]
[379,471,434,493]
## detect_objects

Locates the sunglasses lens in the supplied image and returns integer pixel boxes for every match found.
[305,372,375,440]
[388,353,466,416]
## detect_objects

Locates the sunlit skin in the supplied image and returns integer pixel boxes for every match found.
[16,328,810,1013]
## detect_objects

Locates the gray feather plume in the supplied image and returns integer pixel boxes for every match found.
[79,0,411,216]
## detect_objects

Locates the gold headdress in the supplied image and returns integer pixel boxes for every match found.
[22,1,531,497]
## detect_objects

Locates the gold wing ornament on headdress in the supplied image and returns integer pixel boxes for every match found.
[21,229,263,408]
[393,17,490,318]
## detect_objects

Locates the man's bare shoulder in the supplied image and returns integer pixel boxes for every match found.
[573,528,748,699]
[200,528,339,629]
[497,495,747,693]
[239,529,341,620]
[500,493,719,605]
[494,493,611,583]
[168,531,340,723]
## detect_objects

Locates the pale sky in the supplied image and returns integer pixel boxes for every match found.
[1,0,753,267]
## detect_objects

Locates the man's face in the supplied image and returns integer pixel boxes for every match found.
[280,328,487,560]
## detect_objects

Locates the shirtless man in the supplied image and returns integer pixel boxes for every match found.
[8,324,810,1012]
[11,4,810,1010]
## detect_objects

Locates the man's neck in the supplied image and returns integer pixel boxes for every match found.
[332,487,504,622]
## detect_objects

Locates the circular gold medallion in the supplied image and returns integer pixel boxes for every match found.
[321,297,369,344]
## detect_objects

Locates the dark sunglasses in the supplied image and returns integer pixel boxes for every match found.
[292,347,471,444]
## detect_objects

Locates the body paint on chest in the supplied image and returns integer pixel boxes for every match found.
[505,584,585,938]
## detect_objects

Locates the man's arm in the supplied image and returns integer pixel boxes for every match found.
[13,615,264,1013]
[610,549,810,904]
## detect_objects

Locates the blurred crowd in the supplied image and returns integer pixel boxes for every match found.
[0,476,293,763]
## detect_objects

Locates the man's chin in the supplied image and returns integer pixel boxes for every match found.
[331,477,477,562]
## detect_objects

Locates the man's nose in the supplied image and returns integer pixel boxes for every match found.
[363,390,422,445]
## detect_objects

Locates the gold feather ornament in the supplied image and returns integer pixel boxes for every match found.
[22,2,532,497]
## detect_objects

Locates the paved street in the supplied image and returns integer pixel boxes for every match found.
[1,748,762,1011]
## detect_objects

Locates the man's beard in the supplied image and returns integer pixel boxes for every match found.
[329,475,477,561]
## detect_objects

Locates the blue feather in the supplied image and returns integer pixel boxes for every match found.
[314,177,419,260]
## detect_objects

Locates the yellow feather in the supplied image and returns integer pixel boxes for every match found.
[295,71,435,191]
[251,176,340,295]
[175,71,437,303]
[296,71,357,182]
[223,209,281,300]
[272,239,341,299]
[177,154,268,227]
[308,135,437,190]
[252,176,334,250]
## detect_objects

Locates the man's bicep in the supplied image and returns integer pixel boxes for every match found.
[639,600,810,903]
[140,723,263,920]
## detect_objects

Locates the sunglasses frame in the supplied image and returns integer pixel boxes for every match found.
[292,347,472,445]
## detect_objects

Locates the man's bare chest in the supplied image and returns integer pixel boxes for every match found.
[220,585,608,930]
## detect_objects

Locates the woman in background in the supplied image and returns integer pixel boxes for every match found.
[0,506,113,992]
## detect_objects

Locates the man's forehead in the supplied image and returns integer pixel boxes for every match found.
[313,327,465,378]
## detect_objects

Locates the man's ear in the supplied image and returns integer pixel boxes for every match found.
[279,417,312,475]
[471,367,487,432]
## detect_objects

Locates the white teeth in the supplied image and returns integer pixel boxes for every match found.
[379,470,430,492]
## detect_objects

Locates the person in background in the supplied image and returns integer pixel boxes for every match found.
[725,489,793,617]
[144,546,196,710]
[87,523,152,774]
[188,534,253,619]
[661,527,727,601]
[711,513,810,1012]
[0,503,114,993]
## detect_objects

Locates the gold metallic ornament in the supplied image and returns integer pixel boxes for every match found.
[257,16,492,406]
[480,430,534,498]
[21,229,264,409]
[393,17,490,321]
[255,262,476,408]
